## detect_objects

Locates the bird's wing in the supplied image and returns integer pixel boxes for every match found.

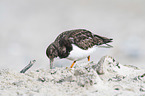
[69,29,96,50]
[69,29,113,50]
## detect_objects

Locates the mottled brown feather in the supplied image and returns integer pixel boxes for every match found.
[46,29,113,59]
[54,29,112,50]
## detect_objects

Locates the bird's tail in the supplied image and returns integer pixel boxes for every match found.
[97,43,113,48]
[94,34,113,48]
[103,38,113,43]
[94,34,113,43]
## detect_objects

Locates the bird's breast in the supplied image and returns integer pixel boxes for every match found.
[66,44,97,61]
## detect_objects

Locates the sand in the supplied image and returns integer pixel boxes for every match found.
[0,56,145,96]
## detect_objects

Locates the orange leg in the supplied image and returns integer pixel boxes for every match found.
[87,56,90,61]
[70,61,76,68]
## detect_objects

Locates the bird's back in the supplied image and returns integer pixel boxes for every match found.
[54,29,112,50]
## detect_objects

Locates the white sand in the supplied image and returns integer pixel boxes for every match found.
[0,56,145,96]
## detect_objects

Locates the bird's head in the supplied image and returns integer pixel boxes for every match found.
[46,43,58,69]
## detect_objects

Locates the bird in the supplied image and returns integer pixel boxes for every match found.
[46,29,113,69]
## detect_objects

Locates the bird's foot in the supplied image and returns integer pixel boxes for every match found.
[70,61,76,68]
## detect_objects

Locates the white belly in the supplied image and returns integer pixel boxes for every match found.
[67,44,97,61]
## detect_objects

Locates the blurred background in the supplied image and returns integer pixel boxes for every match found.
[0,0,145,71]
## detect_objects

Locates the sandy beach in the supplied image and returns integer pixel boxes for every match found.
[0,56,145,96]
[1,1,145,96]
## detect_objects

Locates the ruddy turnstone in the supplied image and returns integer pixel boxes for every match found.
[46,29,113,69]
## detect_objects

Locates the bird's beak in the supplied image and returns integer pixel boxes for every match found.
[50,59,54,69]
